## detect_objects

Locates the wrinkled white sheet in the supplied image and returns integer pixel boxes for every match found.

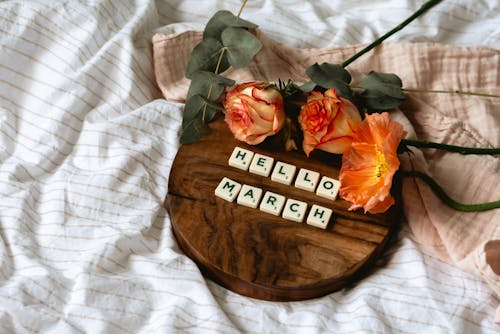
[0,1,499,333]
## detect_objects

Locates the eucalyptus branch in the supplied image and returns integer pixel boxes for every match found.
[342,0,443,67]
[403,170,500,212]
[403,88,500,99]
[402,139,500,155]
[202,48,227,122]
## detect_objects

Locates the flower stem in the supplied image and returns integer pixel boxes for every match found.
[403,88,500,99]
[341,0,443,68]
[403,170,500,212]
[402,139,500,155]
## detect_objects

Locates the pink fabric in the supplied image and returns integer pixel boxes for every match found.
[152,30,500,321]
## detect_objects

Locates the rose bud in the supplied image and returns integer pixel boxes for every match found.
[223,82,285,145]
[298,88,362,156]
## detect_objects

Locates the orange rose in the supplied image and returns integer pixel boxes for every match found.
[223,82,285,145]
[298,89,362,156]
[339,112,406,214]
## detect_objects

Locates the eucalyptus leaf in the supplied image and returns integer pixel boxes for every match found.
[185,38,230,78]
[358,71,405,110]
[182,94,205,129]
[204,10,258,40]
[186,71,235,100]
[180,116,209,144]
[299,81,316,93]
[221,27,262,68]
[305,62,353,98]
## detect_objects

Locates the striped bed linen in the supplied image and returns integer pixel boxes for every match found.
[0,0,498,333]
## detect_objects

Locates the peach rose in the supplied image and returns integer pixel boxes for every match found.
[298,89,362,156]
[339,112,407,214]
[223,82,285,145]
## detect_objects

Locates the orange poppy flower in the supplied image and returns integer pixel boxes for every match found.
[339,112,406,214]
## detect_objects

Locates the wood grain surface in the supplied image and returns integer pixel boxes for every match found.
[166,116,401,301]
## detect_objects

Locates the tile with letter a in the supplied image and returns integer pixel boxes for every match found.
[237,184,263,208]
[306,204,333,229]
[271,161,296,185]
[215,177,242,202]
[316,176,341,200]
[295,168,320,192]
[259,191,286,216]
[228,147,254,171]
[249,153,274,177]
[282,198,308,223]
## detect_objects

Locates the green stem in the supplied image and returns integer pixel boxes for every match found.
[403,88,500,99]
[341,0,443,68]
[237,0,248,17]
[403,171,500,212]
[402,139,500,155]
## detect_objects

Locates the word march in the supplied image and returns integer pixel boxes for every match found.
[214,147,342,229]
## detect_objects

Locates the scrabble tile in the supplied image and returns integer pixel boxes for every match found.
[215,177,241,202]
[259,191,286,216]
[237,184,263,208]
[294,168,320,192]
[306,204,333,229]
[316,176,341,200]
[249,153,274,177]
[271,161,297,185]
[282,198,308,223]
[228,147,254,171]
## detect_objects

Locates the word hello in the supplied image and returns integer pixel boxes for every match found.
[214,147,342,229]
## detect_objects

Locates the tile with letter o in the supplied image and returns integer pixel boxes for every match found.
[316,176,341,200]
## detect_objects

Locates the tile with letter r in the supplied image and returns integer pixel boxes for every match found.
[306,204,333,229]
[259,191,286,216]
[282,198,308,223]
[249,153,274,177]
[215,177,242,202]
[295,168,320,192]
[237,184,263,208]
[316,176,341,201]
[228,147,254,171]
[271,161,296,185]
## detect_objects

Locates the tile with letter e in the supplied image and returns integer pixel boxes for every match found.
[259,191,286,216]
[215,177,241,202]
[282,198,308,223]
[271,161,296,185]
[306,204,333,229]
[294,168,320,192]
[316,176,341,200]
[237,184,263,209]
[249,153,274,177]
[228,147,254,171]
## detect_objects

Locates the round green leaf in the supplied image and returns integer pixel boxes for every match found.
[204,10,258,40]
[305,62,353,98]
[185,38,230,78]
[221,27,262,68]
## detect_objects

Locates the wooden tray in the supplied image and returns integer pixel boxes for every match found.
[166,116,401,301]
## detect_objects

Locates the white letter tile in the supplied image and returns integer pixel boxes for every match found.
[294,168,320,192]
[316,176,341,201]
[228,147,254,171]
[271,161,296,185]
[306,204,332,229]
[249,153,274,177]
[282,198,308,223]
[259,191,286,216]
[237,184,263,208]
[215,177,242,202]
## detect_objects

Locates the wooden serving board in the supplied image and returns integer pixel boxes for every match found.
[166,116,401,301]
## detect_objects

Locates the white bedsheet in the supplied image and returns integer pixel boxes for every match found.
[0,1,499,333]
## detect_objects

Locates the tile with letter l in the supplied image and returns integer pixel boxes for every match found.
[249,153,274,177]
[316,176,341,200]
[282,198,308,223]
[228,147,254,171]
[271,161,296,185]
[215,177,242,202]
[294,168,320,192]
[306,204,333,229]
[259,191,286,216]
[237,184,263,208]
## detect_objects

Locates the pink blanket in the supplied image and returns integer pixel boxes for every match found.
[152,30,500,321]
